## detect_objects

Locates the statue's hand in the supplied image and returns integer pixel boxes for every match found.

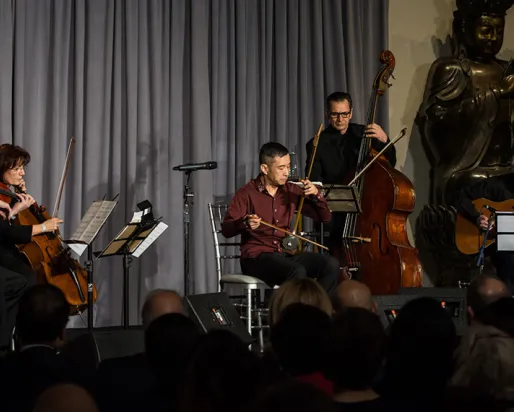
[499,74,514,97]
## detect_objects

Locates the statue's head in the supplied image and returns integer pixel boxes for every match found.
[453,0,514,59]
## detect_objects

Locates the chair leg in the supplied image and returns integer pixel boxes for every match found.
[256,310,264,353]
[246,288,252,336]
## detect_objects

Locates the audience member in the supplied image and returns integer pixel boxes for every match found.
[0,284,92,412]
[143,313,201,410]
[141,289,185,326]
[180,329,272,412]
[268,278,332,325]
[467,274,510,322]
[95,288,185,412]
[270,303,333,395]
[474,297,514,337]
[325,308,387,410]
[378,297,457,410]
[33,383,99,412]
[449,322,514,407]
[334,280,376,314]
[249,379,337,412]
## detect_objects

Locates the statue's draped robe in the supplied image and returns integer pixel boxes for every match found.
[420,56,513,205]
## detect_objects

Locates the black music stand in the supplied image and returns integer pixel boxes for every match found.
[322,184,362,214]
[65,199,118,331]
[96,200,168,329]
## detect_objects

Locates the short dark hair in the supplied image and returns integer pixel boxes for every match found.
[0,144,31,179]
[270,303,332,376]
[259,142,289,165]
[325,308,386,391]
[467,274,509,316]
[16,284,69,345]
[326,91,352,111]
[145,313,200,385]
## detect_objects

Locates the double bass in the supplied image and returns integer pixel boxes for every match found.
[341,50,422,294]
[0,139,97,313]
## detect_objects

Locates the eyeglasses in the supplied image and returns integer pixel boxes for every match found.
[329,111,351,119]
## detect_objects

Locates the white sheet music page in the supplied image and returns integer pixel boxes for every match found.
[70,200,118,245]
[132,222,169,258]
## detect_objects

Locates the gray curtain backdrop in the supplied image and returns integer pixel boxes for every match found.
[0,0,388,327]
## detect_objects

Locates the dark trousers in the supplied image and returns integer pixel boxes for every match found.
[0,263,35,350]
[240,252,340,294]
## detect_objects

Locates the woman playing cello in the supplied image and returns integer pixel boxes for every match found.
[0,144,62,352]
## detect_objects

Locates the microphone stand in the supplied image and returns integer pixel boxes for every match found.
[477,210,495,273]
[183,171,194,296]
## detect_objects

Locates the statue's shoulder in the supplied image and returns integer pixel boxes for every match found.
[428,56,469,81]
[425,56,469,101]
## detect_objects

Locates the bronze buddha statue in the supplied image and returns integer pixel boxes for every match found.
[416,0,514,285]
[419,0,514,205]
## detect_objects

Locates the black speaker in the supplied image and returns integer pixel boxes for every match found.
[62,326,145,367]
[375,287,467,335]
[185,292,253,345]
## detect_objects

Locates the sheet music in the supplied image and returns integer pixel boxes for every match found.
[131,222,168,258]
[70,200,118,244]
[100,224,138,256]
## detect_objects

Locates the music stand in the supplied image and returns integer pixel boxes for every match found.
[96,200,168,329]
[322,184,362,213]
[65,200,118,331]
[496,212,514,251]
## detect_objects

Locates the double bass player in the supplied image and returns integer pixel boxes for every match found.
[306,91,396,277]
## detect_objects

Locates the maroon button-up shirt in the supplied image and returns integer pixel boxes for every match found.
[221,176,332,259]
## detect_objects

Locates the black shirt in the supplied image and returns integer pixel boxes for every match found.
[453,173,514,222]
[305,124,397,184]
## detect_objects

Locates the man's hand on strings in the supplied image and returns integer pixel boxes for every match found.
[365,124,387,143]
[0,200,12,220]
[245,214,261,230]
[477,214,494,231]
[301,179,318,196]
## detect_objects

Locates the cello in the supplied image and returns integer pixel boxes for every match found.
[341,50,422,294]
[0,139,97,313]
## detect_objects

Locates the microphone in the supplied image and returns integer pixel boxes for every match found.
[173,161,218,172]
[484,204,497,213]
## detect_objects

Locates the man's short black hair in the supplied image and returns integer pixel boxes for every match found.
[16,284,69,345]
[259,142,289,166]
[326,91,352,111]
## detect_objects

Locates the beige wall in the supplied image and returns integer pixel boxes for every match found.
[388,0,514,284]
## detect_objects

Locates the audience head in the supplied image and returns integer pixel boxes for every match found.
[270,303,332,378]
[32,384,98,412]
[451,323,514,401]
[268,278,332,325]
[325,308,386,392]
[249,380,337,412]
[334,280,376,314]
[144,313,200,388]
[467,274,510,321]
[382,297,457,401]
[15,284,69,348]
[474,297,514,337]
[181,329,270,412]
[141,289,184,327]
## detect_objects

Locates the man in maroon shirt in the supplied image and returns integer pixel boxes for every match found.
[222,142,339,293]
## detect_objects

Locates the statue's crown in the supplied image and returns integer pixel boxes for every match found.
[456,0,514,16]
